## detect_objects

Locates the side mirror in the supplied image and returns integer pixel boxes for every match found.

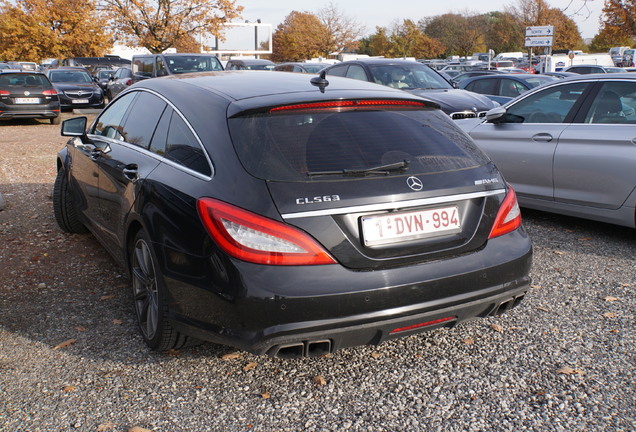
[485,106,507,123]
[61,116,87,137]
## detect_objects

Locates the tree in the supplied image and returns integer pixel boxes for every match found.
[420,13,484,57]
[589,25,633,52]
[0,0,111,61]
[271,11,330,62]
[102,0,243,54]
[317,2,365,54]
[388,20,445,58]
[357,27,392,57]
[479,12,524,53]
[508,0,585,51]
[601,0,636,41]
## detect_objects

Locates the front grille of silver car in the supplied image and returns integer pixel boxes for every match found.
[64,90,93,98]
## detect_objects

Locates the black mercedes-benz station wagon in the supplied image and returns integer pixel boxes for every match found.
[53,71,532,358]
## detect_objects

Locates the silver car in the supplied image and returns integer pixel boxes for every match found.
[458,73,636,228]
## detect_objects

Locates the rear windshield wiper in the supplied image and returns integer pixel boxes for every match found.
[307,160,410,177]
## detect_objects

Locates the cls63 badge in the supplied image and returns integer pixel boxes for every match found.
[296,195,341,205]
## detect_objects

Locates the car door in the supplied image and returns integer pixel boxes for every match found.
[553,80,636,209]
[91,91,166,252]
[467,81,593,202]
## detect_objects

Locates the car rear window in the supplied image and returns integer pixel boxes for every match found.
[228,105,490,181]
[0,73,51,88]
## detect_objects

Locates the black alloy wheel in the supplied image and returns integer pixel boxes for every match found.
[130,230,190,350]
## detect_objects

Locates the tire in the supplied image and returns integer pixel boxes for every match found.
[50,115,61,125]
[130,230,192,350]
[52,168,88,234]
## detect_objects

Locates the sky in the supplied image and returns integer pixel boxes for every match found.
[236,0,604,40]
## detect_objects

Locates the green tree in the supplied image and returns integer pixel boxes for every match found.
[479,11,524,53]
[0,0,111,61]
[102,0,242,54]
[271,11,330,62]
[589,25,633,52]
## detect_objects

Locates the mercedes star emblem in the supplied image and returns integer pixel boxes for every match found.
[406,176,423,191]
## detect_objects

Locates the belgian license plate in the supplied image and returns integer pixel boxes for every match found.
[15,98,39,104]
[71,99,89,104]
[361,206,461,246]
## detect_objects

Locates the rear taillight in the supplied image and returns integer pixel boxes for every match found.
[488,187,522,239]
[42,89,57,96]
[197,198,336,266]
[0,90,10,96]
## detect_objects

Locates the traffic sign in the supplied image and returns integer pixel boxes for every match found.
[525,36,553,47]
[525,26,554,37]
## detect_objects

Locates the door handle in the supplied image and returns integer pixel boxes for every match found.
[532,133,553,142]
[122,164,138,181]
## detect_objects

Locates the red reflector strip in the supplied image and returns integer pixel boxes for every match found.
[390,316,456,334]
[270,100,427,112]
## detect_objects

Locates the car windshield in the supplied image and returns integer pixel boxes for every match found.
[49,70,92,83]
[163,55,223,74]
[367,63,453,90]
[98,70,112,79]
[228,106,489,181]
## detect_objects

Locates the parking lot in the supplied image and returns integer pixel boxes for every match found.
[0,115,635,431]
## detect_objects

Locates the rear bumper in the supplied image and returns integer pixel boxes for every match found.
[163,228,532,356]
[0,103,59,120]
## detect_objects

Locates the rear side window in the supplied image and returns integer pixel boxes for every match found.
[228,106,490,182]
[150,108,211,176]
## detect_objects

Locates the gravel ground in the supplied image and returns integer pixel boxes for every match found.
[1,116,635,432]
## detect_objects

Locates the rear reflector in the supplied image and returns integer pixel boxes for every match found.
[488,187,522,239]
[390,316,456,334]
[197,198,336,266]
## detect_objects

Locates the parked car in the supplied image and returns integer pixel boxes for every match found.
[45,66,104,110]
[451,70,503,85]
[457,73,636,228]
[95,68,115,92]
[563,65,627,74]
[132,53,223,82]
[459,74,559,104]
[0,71,60,124]
[52,71,531,357]
[622,49,636,67]
[225,59,275,70]
[273,62,331,73]
[321,59,499,120]
[105,66,133,100]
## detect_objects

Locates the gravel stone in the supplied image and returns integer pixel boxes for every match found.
[1,116,635,431]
